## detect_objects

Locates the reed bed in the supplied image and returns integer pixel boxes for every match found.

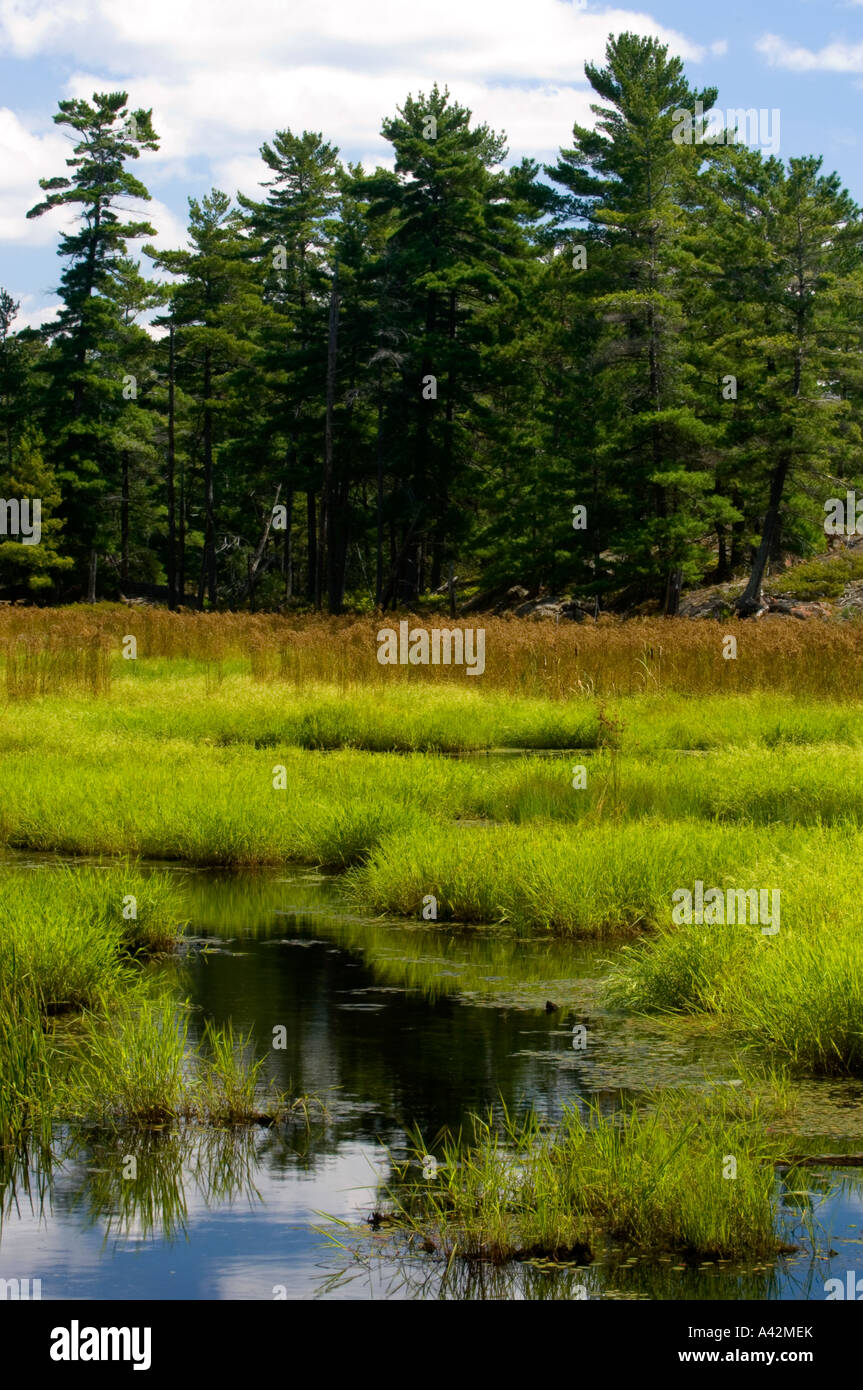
[386,1088,786,1261]
[1,608,859,1262]
[6,733,863,870]
[0,864,303,1143]
[2,610,862,1091]
[4,630,112,700]
[2,604,863,699]
[603,863,863,1075]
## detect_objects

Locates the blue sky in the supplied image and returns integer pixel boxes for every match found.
[0,0,860,329]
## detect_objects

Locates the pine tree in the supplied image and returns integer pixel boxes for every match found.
[239,131,341,602]
[359,85,527,602]
[26,92,159,596]
[547,33,723,611]
[146,191,263,609]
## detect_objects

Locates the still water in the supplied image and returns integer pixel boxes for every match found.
[2,862,863,1300]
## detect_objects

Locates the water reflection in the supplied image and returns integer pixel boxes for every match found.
[1,860,863,1299]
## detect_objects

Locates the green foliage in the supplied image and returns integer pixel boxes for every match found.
[771,548,863,599]
[386,1087,784,1261]
[7,37,863,609]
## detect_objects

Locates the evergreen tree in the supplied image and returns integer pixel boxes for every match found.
[146,192,262,608]
[26,92,159,597]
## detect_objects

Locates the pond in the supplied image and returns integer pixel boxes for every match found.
[2,860,862,1300]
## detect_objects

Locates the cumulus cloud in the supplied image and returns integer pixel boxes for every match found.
[0,0,716,260]
[141,197,191,254]
[756,33,863,73]
[0,107,76,242]
[0,0,707,75]
[2,1,709,174]
[12,293,61,331]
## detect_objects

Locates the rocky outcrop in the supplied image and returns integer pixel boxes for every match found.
[765,597,832,619]
[510,596,589,622]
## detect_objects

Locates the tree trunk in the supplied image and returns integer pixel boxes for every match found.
[317,263,339,611]
[166,322,177,610]
[202,350,216,609]
[87,548,98,603]
[306,490,317,601]
[729,513,745,572]
[328,478,349,614]
[196,548,207,610]
[735,456,791,616]
[120,450,130,585]
[382,512,422,610]
[247,484,281,610]
[663,567,682,617]
[716,525,729,582]
[375,376,384,607]
[282,484,294,601]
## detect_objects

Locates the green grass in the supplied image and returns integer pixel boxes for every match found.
[7,674,863,757]
[604,918,863,1075]
[194,1019,271,1125]
[602,847,863,1073]
[0,865,184,1014]
[70,1004,297,1127]
[385,1087,786,1262]
[4,665,863,1105]
[348,818,786,934]
[0,987,55,1147]
[3,648,862,1265]
[771,549,863,600]
[0,864,301,1140]
[0,674,603,752]
[72,994,190,1125]
[5,706,863,875]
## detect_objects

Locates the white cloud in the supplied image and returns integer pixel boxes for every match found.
[0,0,91,58]
[143,197,191,253]
[0,107,76,242]
[211,153,272,201]
[2,2,710,158]
[757,33,863,73]
[0,0,708,77]
[710,40,728,58]
[63,62,595,171]
[0,0,713,251]
[9,292,61,331]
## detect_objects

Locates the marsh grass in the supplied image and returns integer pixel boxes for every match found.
[0,866,185,1014]
[7,725,863,874]
[4,605,863,699]
[0,861,188,1140]
[72,1001,312,1128]
[602,859,863,1073]
[192,1019,307,1125]
[3,611,863,1094]
[349,818,783,934]
[0,864,305,1139]
[4,631,112,700]
[73,994,190,1125]
[386,1088,784,1262]
[0,988,55,1147]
